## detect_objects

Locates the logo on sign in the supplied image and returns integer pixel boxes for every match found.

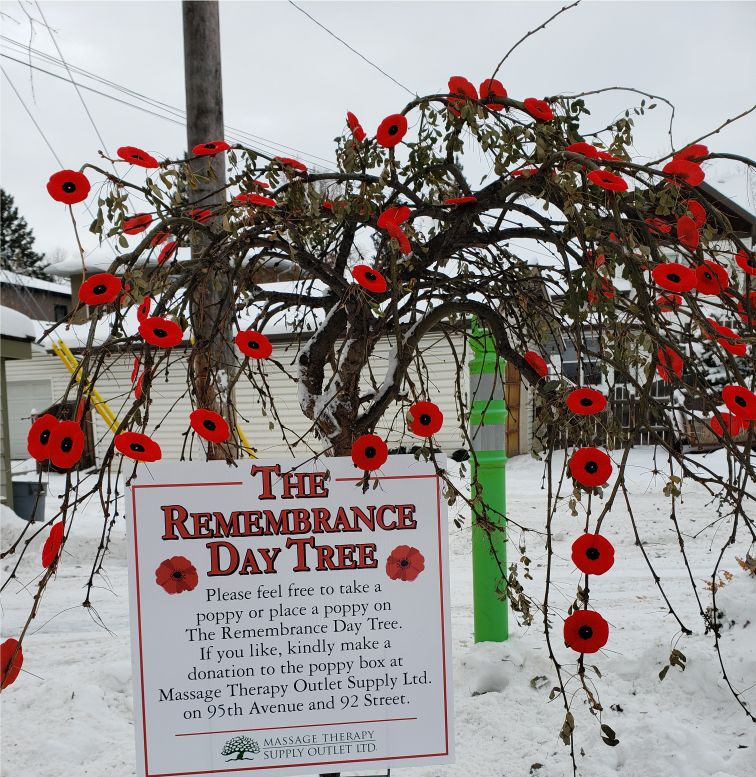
[221,736,260,761]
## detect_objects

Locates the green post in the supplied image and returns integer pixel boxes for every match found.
[469,321,508,642]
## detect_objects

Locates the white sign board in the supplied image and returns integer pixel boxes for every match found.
[126,456,454,777]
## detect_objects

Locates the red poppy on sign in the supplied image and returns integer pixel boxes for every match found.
[524,351,548,379]
[408,401,444,437]
[139,317,184,348]
[190,409,230,444]
[27,414,58,462]
[351,434,388,471]
[479,78,507,111]
[376,114,408,148]
[42,522,65,569]
[346,111,367,142]
[49,421,85,470]
[722,385,756,421]
[569,447,612,488]
[274,156,307,173]
[155,556,199,594]
[676,215,700,250]
[656,346,684,382]
[563,610,609,654]
[735,248,756,276]
[1,638,23,690]
[571,533,614,575]
[235,329,273,359]
[193,140,230,155]
[352,265,387,293]
[117,146,159,168]
[695,261,728,295]
[651,262,696,293]
[123,213,153,235]
[47,170,91,205]
[566,388,607,416]
[78,273,122,306]
[115,431,162,462]
[587,170,628,192]
[663,158,705,186]
[386,545,425,582]
[523,97,554,121]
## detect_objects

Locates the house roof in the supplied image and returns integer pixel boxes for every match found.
[697,182,756,238]
[0,305,36,341]
[0,269,71,295]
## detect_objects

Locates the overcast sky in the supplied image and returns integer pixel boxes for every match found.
[1,0,754,261]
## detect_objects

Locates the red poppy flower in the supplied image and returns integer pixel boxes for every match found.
[447,76,478,116]
[235,192,276,207]
[248,179,270,189]
[686,199,706,227]
[235,329,272,359]
[117,146,158,168]
[735,248,756,276]
[274,156,307,173]
[150,231,169,247]
[123,213,153,235]
[706,319,747,357]
[444,196,478,205]
[386,224,411,255]
[134,373,145,401]
[46,170,91,205]
[352,265,387,293]
[674,144,708,162]
[571,533,615,575]
[49,421,85,470]
[78,272,122,306]
[651,262,696,293]
[27,414,58,461]
[351,434,388,471]
[346,111,366,142]
[524,351,548,379]
[155,556,198,594]
[1,638,23,691]
[42,521,65,569]
[656,346,684,383]
[157,241,178,265]
[523,97,554,121]
[193,140,230,156]
[663,158,705,186]
[479,78,507,111]
[189,208,212,223]
[710,411,743,438]
[596,150,621,162]
[645,217,672,235]
[376,113,408,148]
[139,317,184,348]
[656,293,683,313]
[408,401,443,437]
[137,297,152,322]
[564,610,609,654]
[511,167,540,178]
[130,357,140,383]
[722,385,756,421]
[377,205,411,230]
[587,169,628,192]
[115,431,162,462]
[676,215,700,250]
[695,261,728,295]
[190,408,230,444]
[566,388,607,416]
[565,142,599,159]
[385,545,425,582]
[569,447,612,488]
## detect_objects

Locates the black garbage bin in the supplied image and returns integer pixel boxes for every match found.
[11,481,46,522]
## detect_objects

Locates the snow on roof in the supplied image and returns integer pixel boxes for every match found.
[0,305,36,340]
[0,269,70,295]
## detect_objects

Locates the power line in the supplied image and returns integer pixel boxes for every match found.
[287,1,415,97]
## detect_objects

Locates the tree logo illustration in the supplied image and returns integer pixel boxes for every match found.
[221,736,260,761]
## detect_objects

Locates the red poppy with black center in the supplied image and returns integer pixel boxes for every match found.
[139,317,184,348]
[192,140,230,156]
[235,329,272,359]
[27,414,58,461]
[523,97,554,121]
[408,401,443,437]
[385,545,425,581]
[42,521,65,569]
[674,144,708,162]
[571,533,615,575]
[564,610,609,654]
[587,169,628,192]
[651,262,696,293]
[351,434,388,471]
[686,199,706,227]
[722,385,756,421]
[479,78,507,111]
[1,638,23,691]
[656,346,684,382]
[47,170,91,205]
[274,156,307,173]
[115,431,162,462]
[696,261,729,295]
[565,141,599,159]
[569,447,612,488]
[676,215,700,251]
[376,114,408,148]
[735,248,756,276]
[444,196,477,205]
[49,420,85,470]
[447,76,478,116]
[663,158,705,186]
[346,111,367,142]
[158,241,178,265]
[524,351,548,379]
[137,297,152,322]
[566,387,607,416]
[155,556,198,594]
[352,265,387,293]
[190,408,230,444]
[656,293,683,312]
[117,145,159,168]
[710,411,743,438]
[123,213,153,235]
[235,192,276,207]
[78,273,122,306]
[645,217,672,235]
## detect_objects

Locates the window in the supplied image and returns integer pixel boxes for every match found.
[54,304,68,321]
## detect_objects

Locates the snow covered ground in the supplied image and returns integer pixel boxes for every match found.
[2,448,754,777]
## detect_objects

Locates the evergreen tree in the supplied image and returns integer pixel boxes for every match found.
[1,189,51,279]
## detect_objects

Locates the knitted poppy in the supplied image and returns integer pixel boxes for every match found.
[566,387,607,416]
[651,262,696,293]
[137,297,152,322]
[248,179,270,189]
[376,114,408,148]
[274,156,307,173]
[674,144,708,162]
[150,231,169,247]
[130,357,140,384]
[192,140,230,156]
[596,150,621,162]
[351,434,388,471]
[722,385,756,421]
[134,373,145,401]
[155,556,198,594]
[479,78,507,111]
[444,196,478,205]
[123,213,153,235]
[645,217,672,235]
[523,97,554,122]
[408,401,443,437]
[735,248,756,276]
[386,224,411,255]
[587,170,628,192]
[189,208,212,223]
[49,420,85,470]
[190,408,230,444]
[569,447,612,488]
[511,167,540,178]
[676,215,700,250]
[41,522,65,569]
[706,319,747,357]
[565,142,599,159]
[571,533,614,575]
[709,411,743,438]
[385,545,425,582]
[117,146,159,168]
[1,638,23,691]
[564,610,609,654]
[78,273,122,306]
[235,329,272,359]
[447,76,478,116]
[346,111,366,142]
[115,431,162,462]
[139,317,184,348]
[663,159,705,186]
[656,293,683,313]
[27,414,58,461]
[235,192,276,207]
[377,205,411,230]
[524,351,548,379]
[695,261,729,295]
[46,170,91,205]
[352,265,387,293]
[686,199,706,227]
[656,346,684,383]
